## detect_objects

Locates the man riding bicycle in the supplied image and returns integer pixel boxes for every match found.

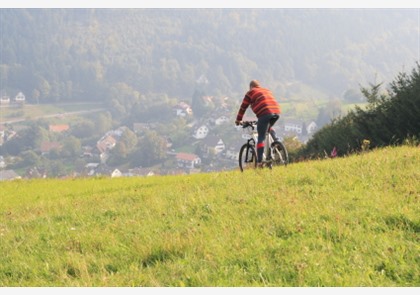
[235,80,281,168]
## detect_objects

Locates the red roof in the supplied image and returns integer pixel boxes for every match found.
[49,124,70,132]
[176,153,199,161]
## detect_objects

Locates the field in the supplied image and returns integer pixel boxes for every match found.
[0,102,105,124]
[0,145,419,287]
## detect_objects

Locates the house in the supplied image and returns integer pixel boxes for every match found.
[111,169,122,178]
[0,169,21,181]
[193,125,209,139]
[202,135,225,155]
[196,74,209,85]
[26,167,47,179]
[215,115,229,125]
[175,153,201,169]
[15,92,25,103]
[133,123,150,134]
[306,121,318,134]
[96,134,117,165]
[110,126,126,138]
[40,141,62,155]
[85,163,100,169]
[99,151,110,164]
[80,145,95,158]
[0,96,10,104]
[97,135,117,154]
[0,155,5,168]
[49,124,70,133]
[84,163,113,177]
[2,129,16,143]
[225,141,243,161]
[164,137,173,148]
[84,163,100,176]
[284,120,304,134]
[127,167,155,177]
[173,102,193,117]
[0,125,5,146]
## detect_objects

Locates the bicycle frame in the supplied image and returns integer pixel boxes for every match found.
[239,121,281,169]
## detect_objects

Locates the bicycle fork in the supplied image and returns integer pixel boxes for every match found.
[262,132,274,168]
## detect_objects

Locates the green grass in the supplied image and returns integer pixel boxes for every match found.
[0,145,419,286]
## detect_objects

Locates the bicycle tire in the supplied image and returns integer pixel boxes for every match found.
[239,144,257,171]
[271,141,289,166]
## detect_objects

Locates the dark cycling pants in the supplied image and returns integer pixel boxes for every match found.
[256,113,279,163]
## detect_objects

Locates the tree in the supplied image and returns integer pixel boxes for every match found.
[360,82,388,109]
[160,117,189,147]
[32,89,40,104]
[3,125,47,155]
[72,120,96,138]
[131,130,167,167]
[20,150,41,167]
[95,112,113,134]
[343,88,364,103]
[299,64,420,159]
[61,136,81,158]
[119,127,138,152]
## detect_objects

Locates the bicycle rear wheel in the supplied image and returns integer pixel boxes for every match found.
[272,141,289,166]
[239,144,257,171]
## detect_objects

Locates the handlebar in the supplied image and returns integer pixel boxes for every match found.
[238,121,257,128]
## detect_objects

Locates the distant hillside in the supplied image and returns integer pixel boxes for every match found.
[0,145,418,286]
[0,8,418,104]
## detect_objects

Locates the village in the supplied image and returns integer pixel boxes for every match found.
[0,93,319,180]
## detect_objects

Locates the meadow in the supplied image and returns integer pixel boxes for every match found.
[0,102,104,124]
[0,145,419,287]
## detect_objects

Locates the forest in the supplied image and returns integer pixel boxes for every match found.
[1,8,418,105]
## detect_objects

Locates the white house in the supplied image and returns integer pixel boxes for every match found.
[97,135,117,153]
[127,168,155,177]
[173,102,193,117]
[284,120,303,134]
[215,115,229,125]
[15,92,25,103]
[111,169,122,178]
[0,169,21,181]
[85,163,100,176]
[203,135,225,155]
[193,125,209,139]
[225,141,243,161]
[0,96,10,104]
[0,156,5,168]
[306,121,317,134]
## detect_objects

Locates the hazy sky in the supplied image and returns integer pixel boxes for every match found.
[2,1,420,9]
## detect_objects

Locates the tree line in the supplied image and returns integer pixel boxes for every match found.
[298,63,420,159]
[1,8,418,106]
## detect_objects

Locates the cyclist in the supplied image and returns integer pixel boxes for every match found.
[235,80,281,167]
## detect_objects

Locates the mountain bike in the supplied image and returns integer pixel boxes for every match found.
[238,118,289,171]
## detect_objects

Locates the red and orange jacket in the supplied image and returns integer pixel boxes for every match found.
[236,86,281,121]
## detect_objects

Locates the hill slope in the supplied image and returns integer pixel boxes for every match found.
[1,9,418,101]
[0,145,419,286]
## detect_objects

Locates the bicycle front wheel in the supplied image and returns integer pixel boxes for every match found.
[272,141,289,166]
[239,144,257,172]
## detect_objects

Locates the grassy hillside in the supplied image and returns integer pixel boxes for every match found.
[0,145,419,287]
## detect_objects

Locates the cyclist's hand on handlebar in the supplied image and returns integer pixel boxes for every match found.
[235,120,242,126]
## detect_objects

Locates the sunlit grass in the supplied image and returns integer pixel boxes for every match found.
[0,145,419,286]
